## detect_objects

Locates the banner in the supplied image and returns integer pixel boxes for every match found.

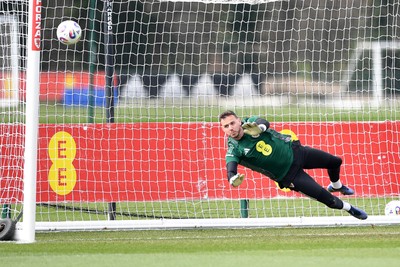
[2,122,399,203]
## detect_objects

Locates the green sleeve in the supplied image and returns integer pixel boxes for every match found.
[242,115,259,124]
[225,142,240,164]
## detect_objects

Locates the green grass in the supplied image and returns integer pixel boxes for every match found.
[31,197,387,222]
[1,226,400,267]
[2,102,400,123]
[39,104,399,123]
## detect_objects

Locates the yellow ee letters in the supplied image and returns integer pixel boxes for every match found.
[48,131,77,195]
[255,140,272,156]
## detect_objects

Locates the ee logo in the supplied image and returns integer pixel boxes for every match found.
[48,131,77,195]
[256,140,272,156]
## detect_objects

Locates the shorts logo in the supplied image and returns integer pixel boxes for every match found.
[256,140,272,156]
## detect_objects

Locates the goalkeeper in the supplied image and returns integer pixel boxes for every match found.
[218,110,368,220]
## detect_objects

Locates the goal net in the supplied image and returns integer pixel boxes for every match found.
[2,0,400,241]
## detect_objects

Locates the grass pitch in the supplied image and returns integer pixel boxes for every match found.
[39,103,400,123]
[1,226,400,267]
[3,102,400,123]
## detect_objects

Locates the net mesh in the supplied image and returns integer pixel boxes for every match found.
[1,0,400,227]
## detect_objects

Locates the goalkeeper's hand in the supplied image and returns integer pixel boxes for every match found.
[242,122,263,137]
[229,173,245,187]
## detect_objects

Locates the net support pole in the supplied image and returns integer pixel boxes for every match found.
[1,205,11,219]
[103,0,116,221]
[18,0,41,243]
[372,41,383,107]
[240,199,249,218]
[88,0,98,122]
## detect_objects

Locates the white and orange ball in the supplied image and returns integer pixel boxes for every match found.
[57,20,82,45]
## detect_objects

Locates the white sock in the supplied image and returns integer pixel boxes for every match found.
[342,201,351,211]
[331,180,343,189]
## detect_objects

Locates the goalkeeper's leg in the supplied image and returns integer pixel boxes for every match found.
[291,170,367,220]
[302,146,342,181]
[302,146,354,195]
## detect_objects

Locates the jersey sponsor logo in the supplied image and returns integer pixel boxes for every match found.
[244,148,250,155]
[256,140,272,156]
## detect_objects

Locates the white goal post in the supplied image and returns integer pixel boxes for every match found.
[0,0,40,243]
[2,0,400,243]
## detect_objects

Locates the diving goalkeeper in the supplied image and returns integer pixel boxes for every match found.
[218,110,368,220]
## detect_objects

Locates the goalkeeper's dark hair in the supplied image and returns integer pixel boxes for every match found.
[218,110,238,121]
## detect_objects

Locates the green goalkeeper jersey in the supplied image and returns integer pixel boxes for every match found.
[225,125,294,182]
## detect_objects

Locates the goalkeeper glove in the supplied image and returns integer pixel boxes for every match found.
[229,173,245,187]
[242,122,265,137]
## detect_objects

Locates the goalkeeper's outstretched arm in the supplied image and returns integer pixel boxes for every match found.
[227,161,244,187]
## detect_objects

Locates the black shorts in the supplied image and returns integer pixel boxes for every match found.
[278,140,341,189]
[278,140,303,189]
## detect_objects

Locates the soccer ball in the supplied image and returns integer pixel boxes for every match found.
[57,20,82,45]
[384,200,400,216]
